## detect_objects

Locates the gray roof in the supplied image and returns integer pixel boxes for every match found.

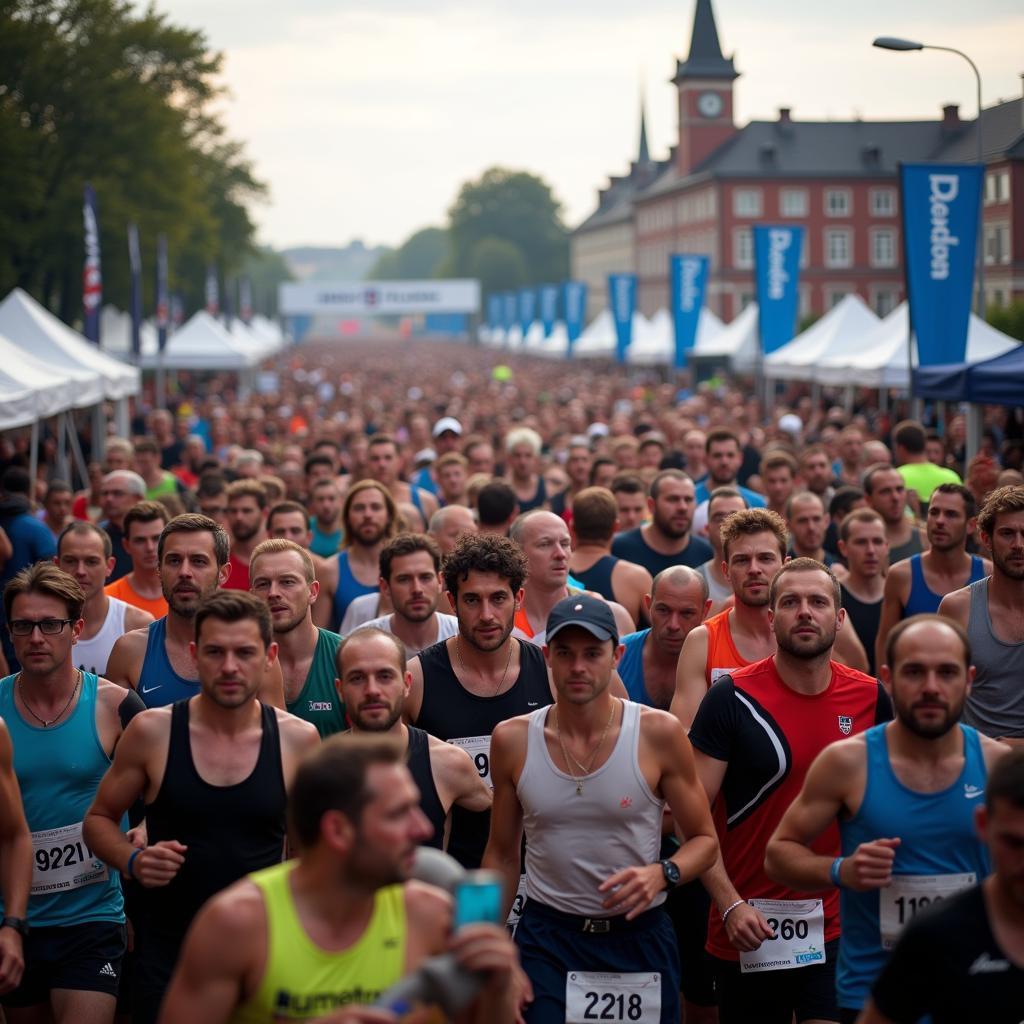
[935,98,1024,162]
[575,161,671,233]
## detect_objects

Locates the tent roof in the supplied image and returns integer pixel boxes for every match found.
[627,307,724,365]
[0,379,41,431]
[0,288,139,401]
[690,302,759,373]
[0,330,84,417]
[141,311,260,370]
[914,337,1024,404]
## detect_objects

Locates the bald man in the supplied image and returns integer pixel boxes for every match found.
[428,505,477,558]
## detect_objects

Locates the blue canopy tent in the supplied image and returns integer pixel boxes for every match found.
[914,342,1024,404]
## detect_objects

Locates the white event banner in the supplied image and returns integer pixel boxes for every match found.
[279,279,481,316]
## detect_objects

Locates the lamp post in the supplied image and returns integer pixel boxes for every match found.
[873,37,985,315]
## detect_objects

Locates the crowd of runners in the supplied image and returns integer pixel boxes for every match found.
[0,337,1020,1023]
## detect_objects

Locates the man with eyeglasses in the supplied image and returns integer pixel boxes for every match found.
[98,471,146,584]
[1,563,145,1023]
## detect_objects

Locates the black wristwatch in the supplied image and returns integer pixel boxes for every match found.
[659,859,681,890]
[1,917,28,938]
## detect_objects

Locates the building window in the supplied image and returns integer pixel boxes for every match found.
[780,189,808,218]
[870,188,896,216]
[733,228,753,269]
[870,229,897,268]
[800,231,810,269]
[871,287,899,317]
[985,224,1011,265]
[825,286,851,309]
[824,229,852,268]
[738,291,755,312]
[825,188,852,217]
[998,171,1010,202]
[733,188,762,217]
[799,285,812,318]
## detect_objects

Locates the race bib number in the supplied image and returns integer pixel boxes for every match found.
[566,971,661,1024]
[878,872,975,950]
[448,735,492,787]
[506,873,527,932]
[31,822,108,896]
[709,667,738,686]
[739,899,825,974]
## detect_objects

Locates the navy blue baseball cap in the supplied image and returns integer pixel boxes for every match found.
[546,594,619,645]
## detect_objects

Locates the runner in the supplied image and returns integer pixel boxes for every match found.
[97,470,147,583]
[55,522,152,676]
[360,533,459,656]
[307,478,344,558]
[314,480,398,632]
[892,420,961,509]
[428,504,477,557]
[836,426,865,488]
[104,501,170,619]
[340,627,491,848]
[939,484,1024,743]
[484,594,718,1024]
[249,539,346,738]
[761,452,799,518]
[875,483,989,670]
[0,717,30,997]
[692,430,767,534]
[838,509,889,676]
[2,563,146,1023]
[505,427,547,514]
[612,470,713,576]
[159,734,520,1023]
[194,475,229,531]
[548,437,592,524]
[609,474,648,533]
[856,750,1024,1024]
[222,480,269,592]
[687,559,892,1024]
[696,487,747,614]
[569,487,652,627]
[477,481,520,536]
[786,491,842,570]
[84,591,319,1023]
[766,615,1007,1021]
[863,465,925,565]
[105,514,285,709]
[435,452,471,507]
[366,434,439,532]
[798,445,838,511]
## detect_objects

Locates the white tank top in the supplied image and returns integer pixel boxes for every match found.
[517,699,665,915]
[75,598,128,677]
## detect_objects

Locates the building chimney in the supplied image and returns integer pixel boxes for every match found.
[778,107,792,124]
[942,104,961,132]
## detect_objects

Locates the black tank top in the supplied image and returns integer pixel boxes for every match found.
[406,725,445,850]
[416,638,551,867]
[140,700,287,938]
[572,555,618,603]
[840,583,884,677]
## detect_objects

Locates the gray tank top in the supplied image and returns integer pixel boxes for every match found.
[965,577,1024,738]
[517,699,665,915]
[697,559,732,605]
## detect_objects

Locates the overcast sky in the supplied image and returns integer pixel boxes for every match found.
[154,0,1024,251]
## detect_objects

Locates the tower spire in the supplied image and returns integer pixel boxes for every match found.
[637,92,651,166]
[673,0,738,82]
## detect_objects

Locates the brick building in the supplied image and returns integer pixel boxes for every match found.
[571,0,1024,323]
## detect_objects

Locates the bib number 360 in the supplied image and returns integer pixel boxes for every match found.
[566,972,661,1024]
[739,899,825,974]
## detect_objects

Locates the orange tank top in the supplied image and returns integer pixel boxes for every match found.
[703,609,751,688]
[104,576,168,620]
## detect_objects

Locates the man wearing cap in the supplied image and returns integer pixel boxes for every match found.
[412,417,463,496]
[485,593,718,1024]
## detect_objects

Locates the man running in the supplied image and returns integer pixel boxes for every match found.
[939,484,1024,744]
[696,487,747,614]
[222,480,269,592]
[838,509,889,676]
[0,716,30,998]
[249,539,346,738]
[340,627,491,848]
[366,434,439,531]
[2,564,145,1023]
[105,514,285,709]
[85,591,319,1023]
[687,559,891,1024]
[766,615,1007,1021]
[610,474,648,534]
[361,533,459,656]
[875,483,989,670]
[104,501,170,619]
[863,465,925,565]
[504,427,547,514]
[428,504,477,557]
[786,491,842,571]
[55,522,152,677]
[484,594,718,1024]
[97,470,147,583]
[307,478,344,558]
[315,480,398,632]
[160,734,520,1023]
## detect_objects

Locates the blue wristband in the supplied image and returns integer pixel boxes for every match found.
[127,848,142,880]
[830,856,845,888]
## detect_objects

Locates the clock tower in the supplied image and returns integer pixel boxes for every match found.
[673,0,739,177]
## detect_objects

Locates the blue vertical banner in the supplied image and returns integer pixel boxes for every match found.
[127,224,142,359]
[82,184,102,345]
[670,254,709,369]
[564,281,587,354]
[754,225,804,354]
[205,264,219,316]
[155,234,169,353]
[487,294,502,331]
[518,288,537,335]
[502,292,517,332]
[539,285,559,337]
[239,277,254,324]
[900,163,984,365]
[608,273,637,364]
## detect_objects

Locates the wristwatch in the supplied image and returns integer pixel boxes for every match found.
[659,859,681,890]
[1,917,29,938]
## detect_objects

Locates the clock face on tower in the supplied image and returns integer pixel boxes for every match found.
[697,91,723,118]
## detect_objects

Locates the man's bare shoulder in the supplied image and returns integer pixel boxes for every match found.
[938,584,973,623]
[405,879,453,930]
[491,715,532,747]
[194,876,268,944]
[272,706,321,747]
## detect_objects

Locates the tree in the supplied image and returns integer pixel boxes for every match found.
[987,301,1024,343]
[442,168,568,289]
[467,237,528,294]
[372,227,448,280]
[241,247,293,317]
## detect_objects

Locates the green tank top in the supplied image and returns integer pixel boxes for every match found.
[231,861,406,1023]
[285,629,346,738]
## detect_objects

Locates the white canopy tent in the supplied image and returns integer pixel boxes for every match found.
[689,302,760,374]
[140,311,261,371]
[626,307,725,366]
[572,310,655,360]
[0,332,83,418]
[0,380,41,431]
[250,315,286,348]
[228,317,278,360]
[99,305,159,358]
[814,303,1020,389]
[764,295,880,382]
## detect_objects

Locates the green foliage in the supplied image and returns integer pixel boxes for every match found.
[986,301,1024,343]
[371,227,448,280]
[241,246,292,317]
[442,168,568,290]
[0,0,265,321]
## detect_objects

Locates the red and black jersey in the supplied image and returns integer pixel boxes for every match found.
[689,655,892,961]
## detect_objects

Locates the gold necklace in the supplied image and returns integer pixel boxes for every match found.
[454,634,515,696]
[18,670,81,728]
[554,699,617,795]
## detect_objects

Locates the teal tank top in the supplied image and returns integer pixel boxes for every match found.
[0,671,124,927]
[286,629,347,738]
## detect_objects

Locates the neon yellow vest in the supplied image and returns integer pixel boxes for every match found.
[231,861,406,1023]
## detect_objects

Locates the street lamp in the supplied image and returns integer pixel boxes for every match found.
[873,36,985,315]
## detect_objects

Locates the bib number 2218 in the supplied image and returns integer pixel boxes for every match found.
[566,972,661,1024]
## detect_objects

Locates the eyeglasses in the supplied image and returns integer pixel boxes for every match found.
[9,618,74,636]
